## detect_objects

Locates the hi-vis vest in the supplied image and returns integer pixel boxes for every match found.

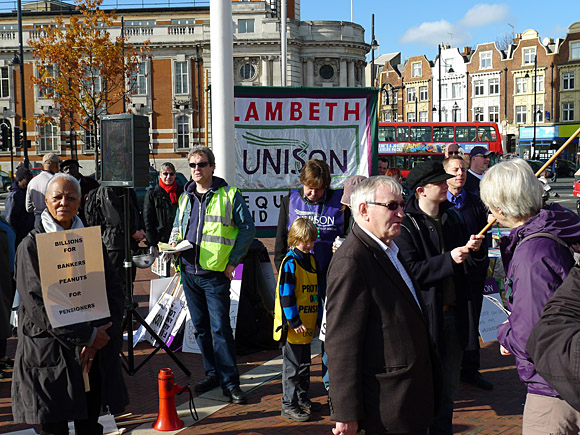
[177,186,239,272]
[273,254,319,345]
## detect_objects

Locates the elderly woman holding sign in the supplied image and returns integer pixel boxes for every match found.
[11,173,128,435]
[480,159,580,433]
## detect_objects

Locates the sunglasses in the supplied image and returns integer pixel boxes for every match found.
[189,161,210,168]
[367,201,405,211]
[162,172,175,176]
[448,151,460,156]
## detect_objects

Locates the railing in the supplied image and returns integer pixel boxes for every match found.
[0,0,210,13]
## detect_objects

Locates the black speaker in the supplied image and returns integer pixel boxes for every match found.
[100,114,150,188]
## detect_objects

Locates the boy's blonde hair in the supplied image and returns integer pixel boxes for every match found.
[287,217,318,248]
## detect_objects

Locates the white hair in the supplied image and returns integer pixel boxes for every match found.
[46,173,81,197]
[350,176,403,218]
[480,158,543,220]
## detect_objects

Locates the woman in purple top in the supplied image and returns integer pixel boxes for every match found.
[480,158,580,434]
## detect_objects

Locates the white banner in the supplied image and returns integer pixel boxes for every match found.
[36,226,110,328]
[234,89,375,231]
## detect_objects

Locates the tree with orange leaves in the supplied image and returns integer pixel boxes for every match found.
[29,0,150,170]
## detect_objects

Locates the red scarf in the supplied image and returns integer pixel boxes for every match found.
[159,178,178,204]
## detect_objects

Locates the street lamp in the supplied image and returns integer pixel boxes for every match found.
[525,55,538,159]
[370,14,379,86]
[452,101,459,122]
[13,0,29,169]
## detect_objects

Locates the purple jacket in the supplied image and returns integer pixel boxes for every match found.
[498,203,580,396]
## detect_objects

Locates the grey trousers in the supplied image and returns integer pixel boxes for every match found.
[281,341,311,410]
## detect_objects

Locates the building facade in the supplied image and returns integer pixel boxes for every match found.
[0,0,369,175]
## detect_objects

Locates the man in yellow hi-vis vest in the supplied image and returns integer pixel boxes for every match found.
[170,146,255,404]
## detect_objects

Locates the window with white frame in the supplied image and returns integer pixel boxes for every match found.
[474,80,484,96]
[516,77,528,94]
[563,102,575,121]
[83,66,101,95]
[419,111,428,122]
[480,51,492,69]
[563,72,575,90]
[38,65,55,99]
[130,62,147,95]
[175,61,189,95]
[0,67,9,98]
[419,86,428,101]
[407,112,416,122]
[38,122,58,153]
[534,104,544,122]
[523,47,536,65]
[238,19,254,33]
[392,90,398,104]
[489,77,499,95]
[412,62,422,77]
[533,75,544,93]
[176,115,190,149]
[474,107,484,121]
[83,129,97,152]
[407,87,416,102]
[452,82,461,99]
[516,105,527,124]
[488,106,499,122]
[444,59,453,73]
[384,112,392,122]
[571,42,580,60]
[441,84,448,99]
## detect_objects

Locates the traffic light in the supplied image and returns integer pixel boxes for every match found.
[0,125,8,151]
[13,126,23,149]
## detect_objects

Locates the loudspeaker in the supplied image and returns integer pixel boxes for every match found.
[100,114,150,188]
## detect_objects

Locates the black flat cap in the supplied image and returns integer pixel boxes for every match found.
[406,161,454,192]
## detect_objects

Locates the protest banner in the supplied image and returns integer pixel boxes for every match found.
[234,86,377,236]
[36,226,110,328]
[479,278,510,342]
[182,264,243,354]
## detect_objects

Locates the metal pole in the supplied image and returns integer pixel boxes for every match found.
[370,14,375,87]
[17,0,29,168]
[438,44,441,122]
[281,0,287,86]
[532,56,537,159]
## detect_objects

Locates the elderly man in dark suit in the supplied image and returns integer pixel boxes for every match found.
[325,176,439,435]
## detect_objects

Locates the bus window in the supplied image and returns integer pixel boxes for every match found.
[379,126,396,141]
[410,126,432,142]
[396,126,409,142]
[478,126,496,141]
[433,126,454,141]
[456,126,477,142]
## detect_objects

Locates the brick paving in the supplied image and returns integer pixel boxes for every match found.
[0,238,526,434]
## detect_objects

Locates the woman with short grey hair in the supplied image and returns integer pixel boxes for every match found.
[480,158,580,433]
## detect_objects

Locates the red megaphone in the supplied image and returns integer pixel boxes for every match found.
[153,368,185,431]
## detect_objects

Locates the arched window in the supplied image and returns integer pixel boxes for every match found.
[38,121,58,153]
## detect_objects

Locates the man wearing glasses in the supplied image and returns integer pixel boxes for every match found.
[465,146,494,196]
[396,161,485,435]
[170,146,256,404]
[325,176,438,435]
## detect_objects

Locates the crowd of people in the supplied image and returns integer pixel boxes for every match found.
[2,142,580,435]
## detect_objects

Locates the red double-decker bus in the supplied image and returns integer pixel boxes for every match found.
[378,122,503,176]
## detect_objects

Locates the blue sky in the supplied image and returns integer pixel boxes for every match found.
[301,1,577,62]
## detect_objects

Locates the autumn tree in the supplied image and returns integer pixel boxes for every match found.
[29,0,150,170]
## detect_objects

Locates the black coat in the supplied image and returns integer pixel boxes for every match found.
[395,196,487,352]
[5,182,35,247]
[326,224,439,433]
[527,265,580,412]
[11,223,128,424]
[143,184,183,246]
[464,171,481,196]
[0,220,15,339]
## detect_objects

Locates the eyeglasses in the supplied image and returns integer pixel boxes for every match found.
[448,151,460,156]
[367,201,405,211]
[162,172,175,177]
[189,161,210,168]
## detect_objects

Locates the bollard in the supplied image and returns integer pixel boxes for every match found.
[153,368,185,431]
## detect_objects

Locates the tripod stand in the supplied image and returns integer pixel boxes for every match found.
[119,187,190,376]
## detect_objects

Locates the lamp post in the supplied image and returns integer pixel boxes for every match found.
[525,55,538,159]
[14,0,29,168]
[452,101,459,122]
[437,43,441,122]
[370,14,379,86]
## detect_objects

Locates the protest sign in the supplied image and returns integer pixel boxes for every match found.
[479,278,510,342]
[234,87,377,235]
[36,226,109,328]
[182,264,243,354]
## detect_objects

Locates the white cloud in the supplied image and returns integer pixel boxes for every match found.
[400,20,470,47]
[460,4,509,28]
